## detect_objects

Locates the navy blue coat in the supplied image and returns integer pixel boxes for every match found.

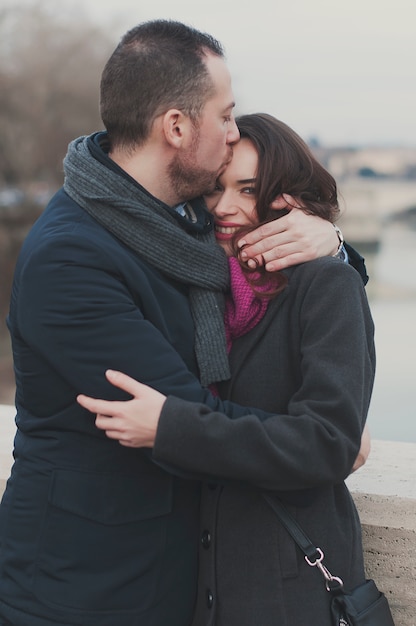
[0,187,269,626]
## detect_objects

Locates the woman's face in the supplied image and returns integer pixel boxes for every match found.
[204,138,259,255]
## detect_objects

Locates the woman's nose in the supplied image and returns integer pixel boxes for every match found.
[212,192,236,218]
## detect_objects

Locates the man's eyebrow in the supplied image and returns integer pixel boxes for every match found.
[223,101,236,113]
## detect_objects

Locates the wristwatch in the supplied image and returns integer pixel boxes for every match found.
[332,224,345,260]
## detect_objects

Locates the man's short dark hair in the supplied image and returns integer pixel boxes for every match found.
[100,20,225,151]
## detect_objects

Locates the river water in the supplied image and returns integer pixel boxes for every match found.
[364,223,416,443]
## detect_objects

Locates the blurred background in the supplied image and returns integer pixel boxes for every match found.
[0,0,415,442]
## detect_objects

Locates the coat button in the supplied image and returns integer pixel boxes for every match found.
[206,589,214,609]
[201,530,211,549]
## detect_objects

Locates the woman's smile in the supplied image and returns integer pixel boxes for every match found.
[214,221,244,240]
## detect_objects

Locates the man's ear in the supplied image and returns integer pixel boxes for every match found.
[162,109,192,148]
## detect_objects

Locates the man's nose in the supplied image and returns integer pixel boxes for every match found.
[227,117,240,144]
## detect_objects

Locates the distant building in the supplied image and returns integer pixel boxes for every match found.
[305,146,416,246]
[311,146,416,181]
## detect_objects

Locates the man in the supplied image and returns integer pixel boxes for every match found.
[0,20,364,626]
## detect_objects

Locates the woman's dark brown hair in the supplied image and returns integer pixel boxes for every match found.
[232,113,340,296]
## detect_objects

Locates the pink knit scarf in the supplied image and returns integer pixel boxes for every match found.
[224,257,270,353]
[209,258,271,396]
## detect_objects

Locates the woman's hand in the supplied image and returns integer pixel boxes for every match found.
[77,370,166,448]
[351,425,371,473]
[238,194,339,271]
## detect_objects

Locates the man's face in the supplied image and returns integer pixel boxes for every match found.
[168,54,240,201]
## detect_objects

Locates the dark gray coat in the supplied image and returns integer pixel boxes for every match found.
[154,256,376,626]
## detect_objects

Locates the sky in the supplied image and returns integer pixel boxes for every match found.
[17,0,416,147]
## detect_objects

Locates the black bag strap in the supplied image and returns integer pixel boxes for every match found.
[262,493,319,560]
[262,493,344,591]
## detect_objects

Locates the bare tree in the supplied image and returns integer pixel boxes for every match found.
[0,1,115,187]
[0,2,117,398]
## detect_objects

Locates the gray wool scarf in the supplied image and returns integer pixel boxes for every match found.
[63,135,230,386]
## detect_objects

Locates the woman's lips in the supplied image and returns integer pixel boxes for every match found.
[214,223,242,240]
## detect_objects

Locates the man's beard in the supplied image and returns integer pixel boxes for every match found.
[168,130,218,201]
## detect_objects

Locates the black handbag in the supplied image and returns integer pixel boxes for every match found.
[263,493,395,626]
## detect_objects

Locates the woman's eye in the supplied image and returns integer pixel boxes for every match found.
[242,187,255,195]
[205,185,222,198]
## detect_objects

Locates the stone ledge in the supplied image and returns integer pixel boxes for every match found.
[0,405,415,624]
[346,439,416,502]
[359,521,416,626]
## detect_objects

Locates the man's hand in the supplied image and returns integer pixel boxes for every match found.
[77,370,166,448]
[351,425,371,473]
[238,194,339,272]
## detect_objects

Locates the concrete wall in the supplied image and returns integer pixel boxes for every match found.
[1,405,415,624]
[346,440,416,625]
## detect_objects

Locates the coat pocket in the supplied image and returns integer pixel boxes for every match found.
[34,468,172,613]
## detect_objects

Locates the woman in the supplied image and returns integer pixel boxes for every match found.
[78,114,375,625]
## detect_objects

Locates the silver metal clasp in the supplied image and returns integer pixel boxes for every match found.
[305,548,344,592]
